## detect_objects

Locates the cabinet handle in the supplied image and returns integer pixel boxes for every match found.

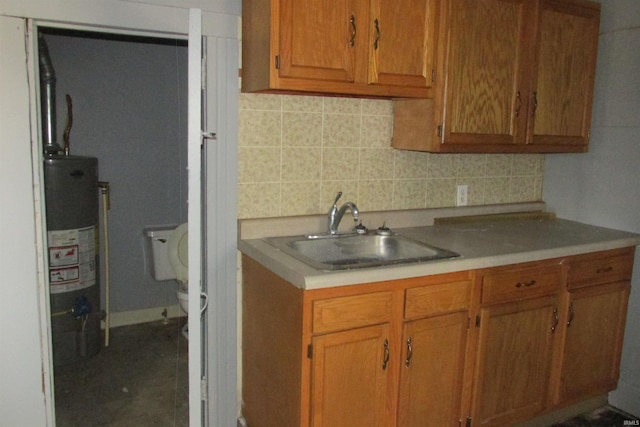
[515,91,522,117]
[515,280,536,288]
[349,15,357,47]
[532,91,538,116]
[551,307,559,333]
[405,337,413,368]
[382,339,390,370]
[596,266,613,274]
[567,302,574,327]
[373,18,380,50]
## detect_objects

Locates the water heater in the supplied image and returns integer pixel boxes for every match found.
[40,33,101,366]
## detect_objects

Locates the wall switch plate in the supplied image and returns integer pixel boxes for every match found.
[457,184,468,206]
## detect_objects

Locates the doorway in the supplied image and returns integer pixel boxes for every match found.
[39,27,190,426]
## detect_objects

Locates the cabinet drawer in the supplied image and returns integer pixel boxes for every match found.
[481,265,561,305]
[567,250,634,290]
[312,291,392,334]
[404,280,472,319]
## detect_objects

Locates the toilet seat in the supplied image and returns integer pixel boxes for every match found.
[168,223,188,284]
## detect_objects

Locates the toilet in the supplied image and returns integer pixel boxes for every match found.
[144,223,189,338]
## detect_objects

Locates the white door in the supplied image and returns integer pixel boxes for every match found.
[187,9,206,426]
[186,8,241,426]
[200,17,240,427]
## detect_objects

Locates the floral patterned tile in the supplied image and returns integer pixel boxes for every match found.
[237,93,546,218]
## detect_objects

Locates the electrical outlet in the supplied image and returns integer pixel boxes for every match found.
[457,184,468,206]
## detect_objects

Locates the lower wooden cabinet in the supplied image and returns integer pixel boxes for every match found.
[554,247,634,406]
[241,247,634,427]
[310,324,391,427]
[472,296,559,426]
[398,312,469,427]
[557,282,629,404]
[471,261,563,426]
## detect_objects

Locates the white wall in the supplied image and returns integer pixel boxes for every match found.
[0,17,51,426]
[543,0,640,416]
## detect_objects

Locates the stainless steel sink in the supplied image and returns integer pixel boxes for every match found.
[264,233,459,270]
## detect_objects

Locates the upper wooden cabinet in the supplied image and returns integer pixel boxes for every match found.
[242,0,438,97]
[392,0,601,153]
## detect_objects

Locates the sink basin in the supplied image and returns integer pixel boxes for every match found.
[264,233,460,271]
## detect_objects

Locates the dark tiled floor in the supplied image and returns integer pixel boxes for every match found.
[54,318,188,427]
[54,320,639,427]
[553,405,640,427]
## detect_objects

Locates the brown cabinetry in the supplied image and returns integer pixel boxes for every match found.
[311,324,391,427]
[399,279,472,427]
[392,0,600,153]
[398,312,469,427]
[242,258,473,427]
[554,248,634,405]
[242,0,437,97]
[241,247,634,427]
[471,262,562,426]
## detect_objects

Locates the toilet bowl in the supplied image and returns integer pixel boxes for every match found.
[168,223,189,338]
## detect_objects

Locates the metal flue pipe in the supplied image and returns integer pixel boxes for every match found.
[38,33,63,156]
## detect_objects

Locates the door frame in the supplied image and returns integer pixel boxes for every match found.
[1,2,238,426]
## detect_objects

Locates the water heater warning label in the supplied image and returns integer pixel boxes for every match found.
[48,226,96,294]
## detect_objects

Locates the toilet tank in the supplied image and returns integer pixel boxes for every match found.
[144,225,177,281]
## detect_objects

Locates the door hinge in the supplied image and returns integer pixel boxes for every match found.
[475,314,481,327]
[201,376,208,401]
[275,55,280,69]
[437,125,443,137]
[307,344,313,359]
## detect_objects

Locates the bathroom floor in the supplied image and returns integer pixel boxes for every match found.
[54,317,188,427]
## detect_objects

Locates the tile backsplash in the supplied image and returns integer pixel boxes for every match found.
[238,93,543,219]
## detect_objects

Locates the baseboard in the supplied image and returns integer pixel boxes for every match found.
[103,304,183,328]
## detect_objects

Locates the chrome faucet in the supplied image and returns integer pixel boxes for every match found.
[328,191,359,235]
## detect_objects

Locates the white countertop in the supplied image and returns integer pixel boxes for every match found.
[238,205,640,290]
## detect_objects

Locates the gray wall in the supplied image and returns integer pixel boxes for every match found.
[543,0,640,415]
[46,32,188,313]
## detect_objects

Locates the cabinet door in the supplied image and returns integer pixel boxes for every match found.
[529,0,600,148]
[368,0,437,89]
[311,324,391,427]
[442,0,533,148]
[472,296,558,426]
[397,312,468,427]
[279,0,367,83]
[557,282,630,404]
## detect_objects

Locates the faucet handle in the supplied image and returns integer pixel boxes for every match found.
[333,191,343,206]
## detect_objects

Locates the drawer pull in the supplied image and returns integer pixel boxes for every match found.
[382,339,390,370]
[405,337,413,368]
[596,266,613,274]
[551,308,559,333]
[515,280,537,288]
